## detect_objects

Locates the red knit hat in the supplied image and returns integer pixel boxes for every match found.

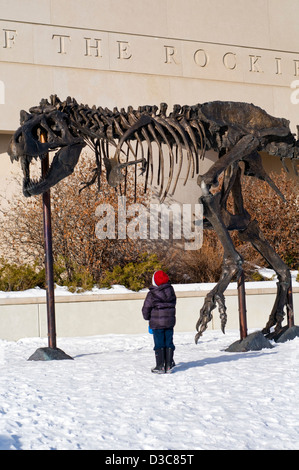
[152,270,169,286]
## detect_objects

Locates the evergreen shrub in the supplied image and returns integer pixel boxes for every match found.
[100,253,162,291]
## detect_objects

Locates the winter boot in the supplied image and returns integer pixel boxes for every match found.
[165,348,175,373]
[151,348,165,374]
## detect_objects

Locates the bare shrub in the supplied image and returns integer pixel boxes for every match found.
[0,153,149,288]
[154,169,298,283]
[0,156,297,290]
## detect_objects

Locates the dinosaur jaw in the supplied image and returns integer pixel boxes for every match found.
[20,153,49,197]
[21,152,59,197]
[19,143,85,197]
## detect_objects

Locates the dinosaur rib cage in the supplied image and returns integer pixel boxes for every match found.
[45,96,207,201]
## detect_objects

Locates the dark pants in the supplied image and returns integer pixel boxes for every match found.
[153,328,175,351]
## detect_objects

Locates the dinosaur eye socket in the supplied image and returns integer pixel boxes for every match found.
[16,132,24,144]
[46,117,62,136]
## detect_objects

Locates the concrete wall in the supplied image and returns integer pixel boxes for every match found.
[1,286,298,341]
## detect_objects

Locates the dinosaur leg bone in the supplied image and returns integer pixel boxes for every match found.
[238,219,291,334]
[195,191,243,343]
[198,134,259,190]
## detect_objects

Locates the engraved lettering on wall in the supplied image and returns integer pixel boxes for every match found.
[275,57,282,75]
[52,34,71,54]
[164,46,179,65]
[1,22,299,86]
[3,29,17,48]
[117,41,132,59]
[84,38,102,57]
[249,55,263,73]
[223,52,237,70]
[193,49,209,67]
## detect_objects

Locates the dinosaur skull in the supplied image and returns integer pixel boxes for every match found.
[8,108,86,197]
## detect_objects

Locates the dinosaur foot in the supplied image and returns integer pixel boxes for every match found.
[264,325,299,343]
[195,311,212,344]
[194,292,227,344]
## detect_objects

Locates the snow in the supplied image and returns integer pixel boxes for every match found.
[1,328,299,450]
[0,269,298,299]
[0,267,298,451]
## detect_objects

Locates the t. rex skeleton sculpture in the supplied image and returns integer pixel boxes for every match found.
[8,96,298,342]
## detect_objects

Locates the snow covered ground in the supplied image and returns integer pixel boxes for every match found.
[0,268,298,451]
[1,328,299,451]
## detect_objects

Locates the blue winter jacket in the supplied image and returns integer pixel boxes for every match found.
[142,282,176,330]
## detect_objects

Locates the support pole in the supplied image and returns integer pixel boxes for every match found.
[237,270,248,340]
[226,270,274,351]
[40,132,57,350]
[287,282,295,328]
[28,134,73,360]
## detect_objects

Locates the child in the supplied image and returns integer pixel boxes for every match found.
[142,270,176,374]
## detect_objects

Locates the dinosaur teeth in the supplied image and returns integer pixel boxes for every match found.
[24,175,46,189]
[21,150,54,194]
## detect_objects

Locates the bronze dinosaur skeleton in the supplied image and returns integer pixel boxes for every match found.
[8,95,298,341]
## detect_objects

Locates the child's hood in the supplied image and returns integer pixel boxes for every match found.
[149,282,176,302]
